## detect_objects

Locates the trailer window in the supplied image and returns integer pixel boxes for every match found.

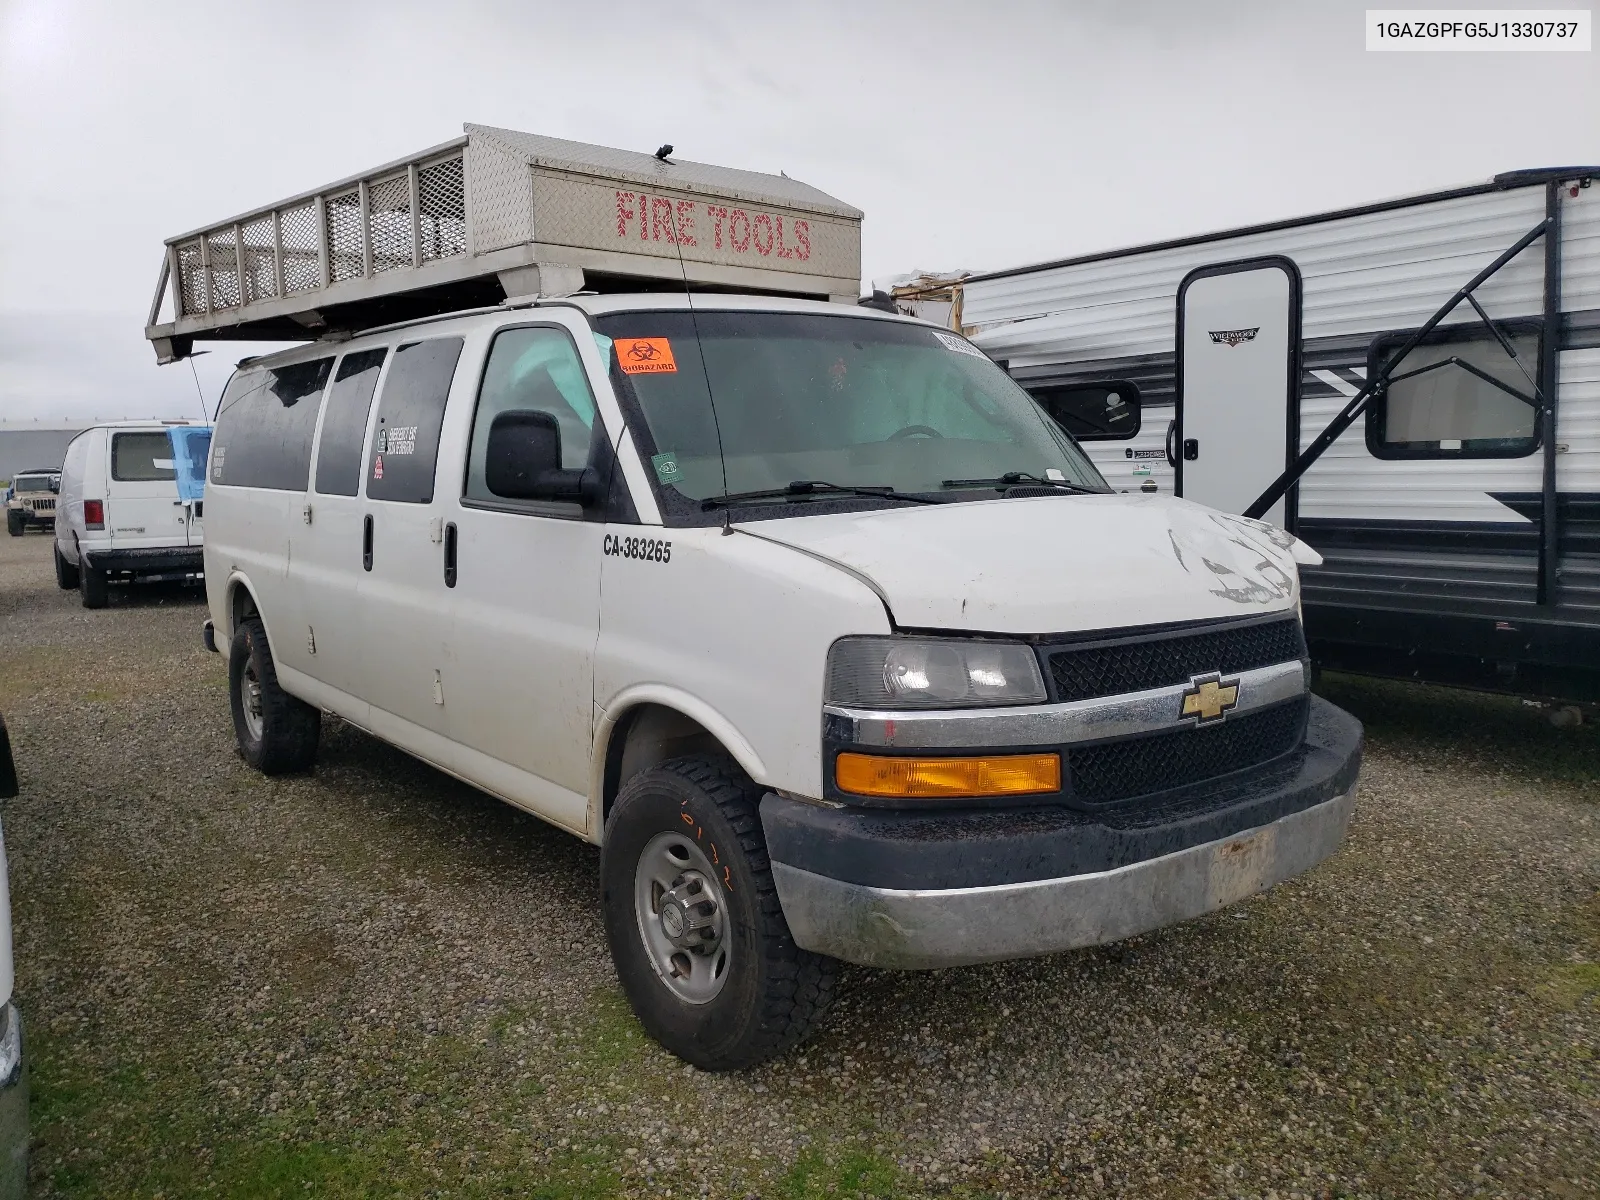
[1027,381,1141,441]
[1368,327,1540,459]
[112,432,178,482]
[316,348,388,496]
[465,326,598,504]
[211,358,334,489]
[367,338,464,504]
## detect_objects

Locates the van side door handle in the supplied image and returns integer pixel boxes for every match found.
[362,514,374,572]
[443,522,457,588]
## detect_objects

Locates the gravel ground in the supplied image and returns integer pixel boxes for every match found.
[0,530,1595,1199]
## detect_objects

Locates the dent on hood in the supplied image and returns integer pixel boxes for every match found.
[1167,507,1297,606]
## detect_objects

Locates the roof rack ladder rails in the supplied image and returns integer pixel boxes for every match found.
[271,209,286,300]
[1243,214,1554,521]
[165,243,182,323]
[314,193,330,291]
[408,163,423,270]
[359,179,373,279]
[233,223,247,308]
[460,151,474,258]
[199,232,213,316]
[148,247,174,329]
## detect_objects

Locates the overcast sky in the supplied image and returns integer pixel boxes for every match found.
[1,0,1595,423]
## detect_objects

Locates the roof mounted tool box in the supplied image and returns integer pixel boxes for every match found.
[144,124,864,362]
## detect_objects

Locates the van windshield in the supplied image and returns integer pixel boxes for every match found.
[593,310,1107,514]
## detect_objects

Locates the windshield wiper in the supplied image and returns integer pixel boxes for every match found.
[940,471,1102,495]
[701,480,942,510]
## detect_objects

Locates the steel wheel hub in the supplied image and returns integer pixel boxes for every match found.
[242,664,264,741]
[634,831,731,1004]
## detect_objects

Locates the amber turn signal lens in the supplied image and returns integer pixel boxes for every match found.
[835,752,1061,798]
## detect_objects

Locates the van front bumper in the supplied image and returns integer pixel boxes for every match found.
[762,696,1361,969]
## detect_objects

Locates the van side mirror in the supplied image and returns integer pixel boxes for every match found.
[485,410,599,505]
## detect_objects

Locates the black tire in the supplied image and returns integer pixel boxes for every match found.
[5,511,21,537]
[601,755,839,1071]
[228,616,320,775]
[78,555,108,609]
[54,543,79,590]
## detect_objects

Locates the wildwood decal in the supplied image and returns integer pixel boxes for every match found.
[1208,328,1260,347]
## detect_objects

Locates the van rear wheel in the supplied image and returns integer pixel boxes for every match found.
[229,616,319,775]
[600,756,838,1071]
[54,544,79,590]
[78,557,107,609]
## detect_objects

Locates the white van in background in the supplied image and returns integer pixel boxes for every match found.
[53,422,211,609]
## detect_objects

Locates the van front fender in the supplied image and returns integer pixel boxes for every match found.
[590,685,771,836]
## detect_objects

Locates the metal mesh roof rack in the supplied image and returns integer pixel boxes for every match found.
[145,124,864,362]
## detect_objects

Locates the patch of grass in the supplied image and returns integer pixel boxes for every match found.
[776,1148,902,1199]
[579,985,649,1072]
[1544,963,1600,1011]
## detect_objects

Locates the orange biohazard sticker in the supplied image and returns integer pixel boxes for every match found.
[617,338,678,374]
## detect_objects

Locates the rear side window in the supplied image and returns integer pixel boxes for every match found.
[1028,381,1142,441]
[211,358,334,489]
[316,348,388,496]
[112,432,177,481]
[367,338,464,504]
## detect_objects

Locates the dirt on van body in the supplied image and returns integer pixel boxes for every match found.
[0,532,1595,1199]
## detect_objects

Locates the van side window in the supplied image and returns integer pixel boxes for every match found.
[211,358,334,489]
[465,326,598,503]
[367,337,464,504]
[112,432,177,481]
[1027,381,1142,441]
[1367,327,1541,458]
[315,348,388,496]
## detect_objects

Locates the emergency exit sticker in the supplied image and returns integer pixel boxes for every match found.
[618,338,678,374]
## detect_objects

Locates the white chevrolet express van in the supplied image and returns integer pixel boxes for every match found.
[55,422,210,608]
[202,294,1362,1069]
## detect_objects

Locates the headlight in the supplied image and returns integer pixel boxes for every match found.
[826,636,1048,709]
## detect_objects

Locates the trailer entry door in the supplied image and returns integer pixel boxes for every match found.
[1175,257,1301,528]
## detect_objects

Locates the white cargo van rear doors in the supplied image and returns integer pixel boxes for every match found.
[441,320,606,832]
[105,430,185,549]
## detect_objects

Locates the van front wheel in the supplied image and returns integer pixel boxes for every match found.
[601,756,838,1071]
[5,511,21,537]
[229,616,319,775]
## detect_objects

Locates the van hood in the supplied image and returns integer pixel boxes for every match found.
[738,493,1305,634]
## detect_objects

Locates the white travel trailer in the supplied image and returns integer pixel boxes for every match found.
[937,168,1600,703]
[147,126,1362,1069]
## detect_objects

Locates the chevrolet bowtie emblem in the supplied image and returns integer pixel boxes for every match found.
[1181,673,1240,723]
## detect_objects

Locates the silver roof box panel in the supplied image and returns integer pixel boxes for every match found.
[145,124,863,362]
